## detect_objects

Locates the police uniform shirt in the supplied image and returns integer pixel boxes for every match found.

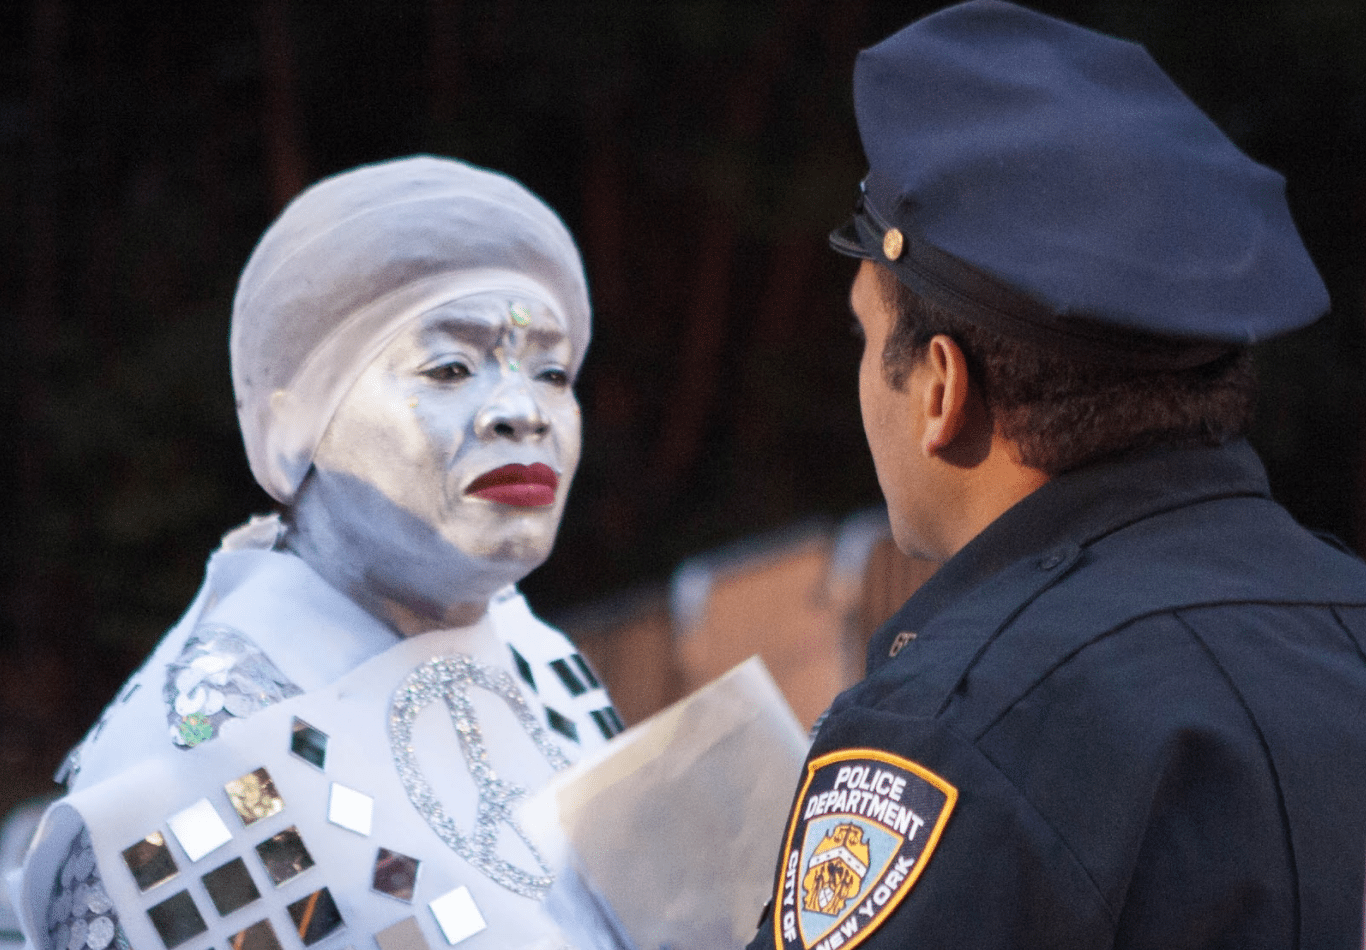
[749,440,1366,950]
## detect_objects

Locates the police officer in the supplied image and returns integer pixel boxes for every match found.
[749,3,1366,948]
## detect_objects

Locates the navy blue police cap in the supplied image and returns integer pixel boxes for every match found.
[831,0,1329,367]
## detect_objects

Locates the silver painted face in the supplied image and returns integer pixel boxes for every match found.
[301,291,581,616]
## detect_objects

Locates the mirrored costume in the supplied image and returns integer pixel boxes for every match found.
[20,515,620,950]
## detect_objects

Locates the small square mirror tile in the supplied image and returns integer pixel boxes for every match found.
[201,857,260,916]
[590,707,625,740]
[229,919,283,950]
[167,799,233,862]
[146,890,207,949]
[327,784,373,836]
[570,654,600,690]
[428,887,486,946]
[508,646,535,692]
[122,832,178,891]
[374,917,428,950]
[290,718,328,770]
[548,659,586,697]
[254,826,314,886]
[545,707,578,743]
[287,887,344,946]
[371,848,420,903]
[224,768,284,826]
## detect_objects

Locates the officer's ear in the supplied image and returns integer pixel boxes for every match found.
[920,334,981,462]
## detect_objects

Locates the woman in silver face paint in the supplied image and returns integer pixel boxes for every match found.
[16,157,623,950]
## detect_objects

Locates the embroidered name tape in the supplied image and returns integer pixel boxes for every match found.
[772,749,956,950]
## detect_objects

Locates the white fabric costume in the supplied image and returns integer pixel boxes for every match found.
[17,515,620,950]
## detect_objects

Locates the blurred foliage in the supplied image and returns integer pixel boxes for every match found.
[2,0,1364,809]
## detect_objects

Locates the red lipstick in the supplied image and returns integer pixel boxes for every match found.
[465,463,559,507]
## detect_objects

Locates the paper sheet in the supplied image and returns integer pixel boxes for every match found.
[521,657,810,950]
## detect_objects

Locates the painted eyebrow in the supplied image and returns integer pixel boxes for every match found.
[523,324,570,347]
[418,315,502,348]
[417,313,571,353]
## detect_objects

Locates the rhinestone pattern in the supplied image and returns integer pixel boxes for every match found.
[388,655,570,899]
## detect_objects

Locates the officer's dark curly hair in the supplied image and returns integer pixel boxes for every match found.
[874,266,1257,475]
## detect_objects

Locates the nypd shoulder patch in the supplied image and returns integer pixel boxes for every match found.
[772,748,956,950]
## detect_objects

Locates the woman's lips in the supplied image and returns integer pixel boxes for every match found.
[465,463,559,507]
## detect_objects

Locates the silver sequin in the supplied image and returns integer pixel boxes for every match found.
[47,822,125,950]
[388,655,570,899]
[84,883,113,915]
[86,917,115,950]
[163,625,302,748]
[52,889,72,923]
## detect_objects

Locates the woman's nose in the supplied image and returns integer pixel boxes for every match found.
[473,379,550,441]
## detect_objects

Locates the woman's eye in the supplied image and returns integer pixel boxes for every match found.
[422,361,471,382]
[537,367,570,388]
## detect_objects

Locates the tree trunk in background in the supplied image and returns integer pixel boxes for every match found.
[23,0,63,372]
[1358,238,1366,554]
[731,0,870,470]
[6,0,71,810]
[259,0,307,211]
[426,0,463,137]
[732,233,816,464]
[581,105,630,342]
[649,0,820,490]
[18,0,66,625]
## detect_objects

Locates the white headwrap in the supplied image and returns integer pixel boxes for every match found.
[231,155,591,503]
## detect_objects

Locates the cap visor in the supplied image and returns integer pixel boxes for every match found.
[829,217,873,259]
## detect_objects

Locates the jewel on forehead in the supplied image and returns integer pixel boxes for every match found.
[507,360,520,373]
[509,304,531,327]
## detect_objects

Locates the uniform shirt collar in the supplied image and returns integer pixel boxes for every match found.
[867,439,1273,672]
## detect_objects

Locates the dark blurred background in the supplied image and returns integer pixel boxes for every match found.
[3,0,1364,817]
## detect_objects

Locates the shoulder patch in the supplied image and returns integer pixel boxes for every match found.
[772,748,956,950]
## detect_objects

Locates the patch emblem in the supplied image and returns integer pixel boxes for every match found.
[773,749,956,950]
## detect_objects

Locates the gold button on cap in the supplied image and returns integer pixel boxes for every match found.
[883,227,905,261]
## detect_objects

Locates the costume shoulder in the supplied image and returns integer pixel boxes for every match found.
[60,517,393,793]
